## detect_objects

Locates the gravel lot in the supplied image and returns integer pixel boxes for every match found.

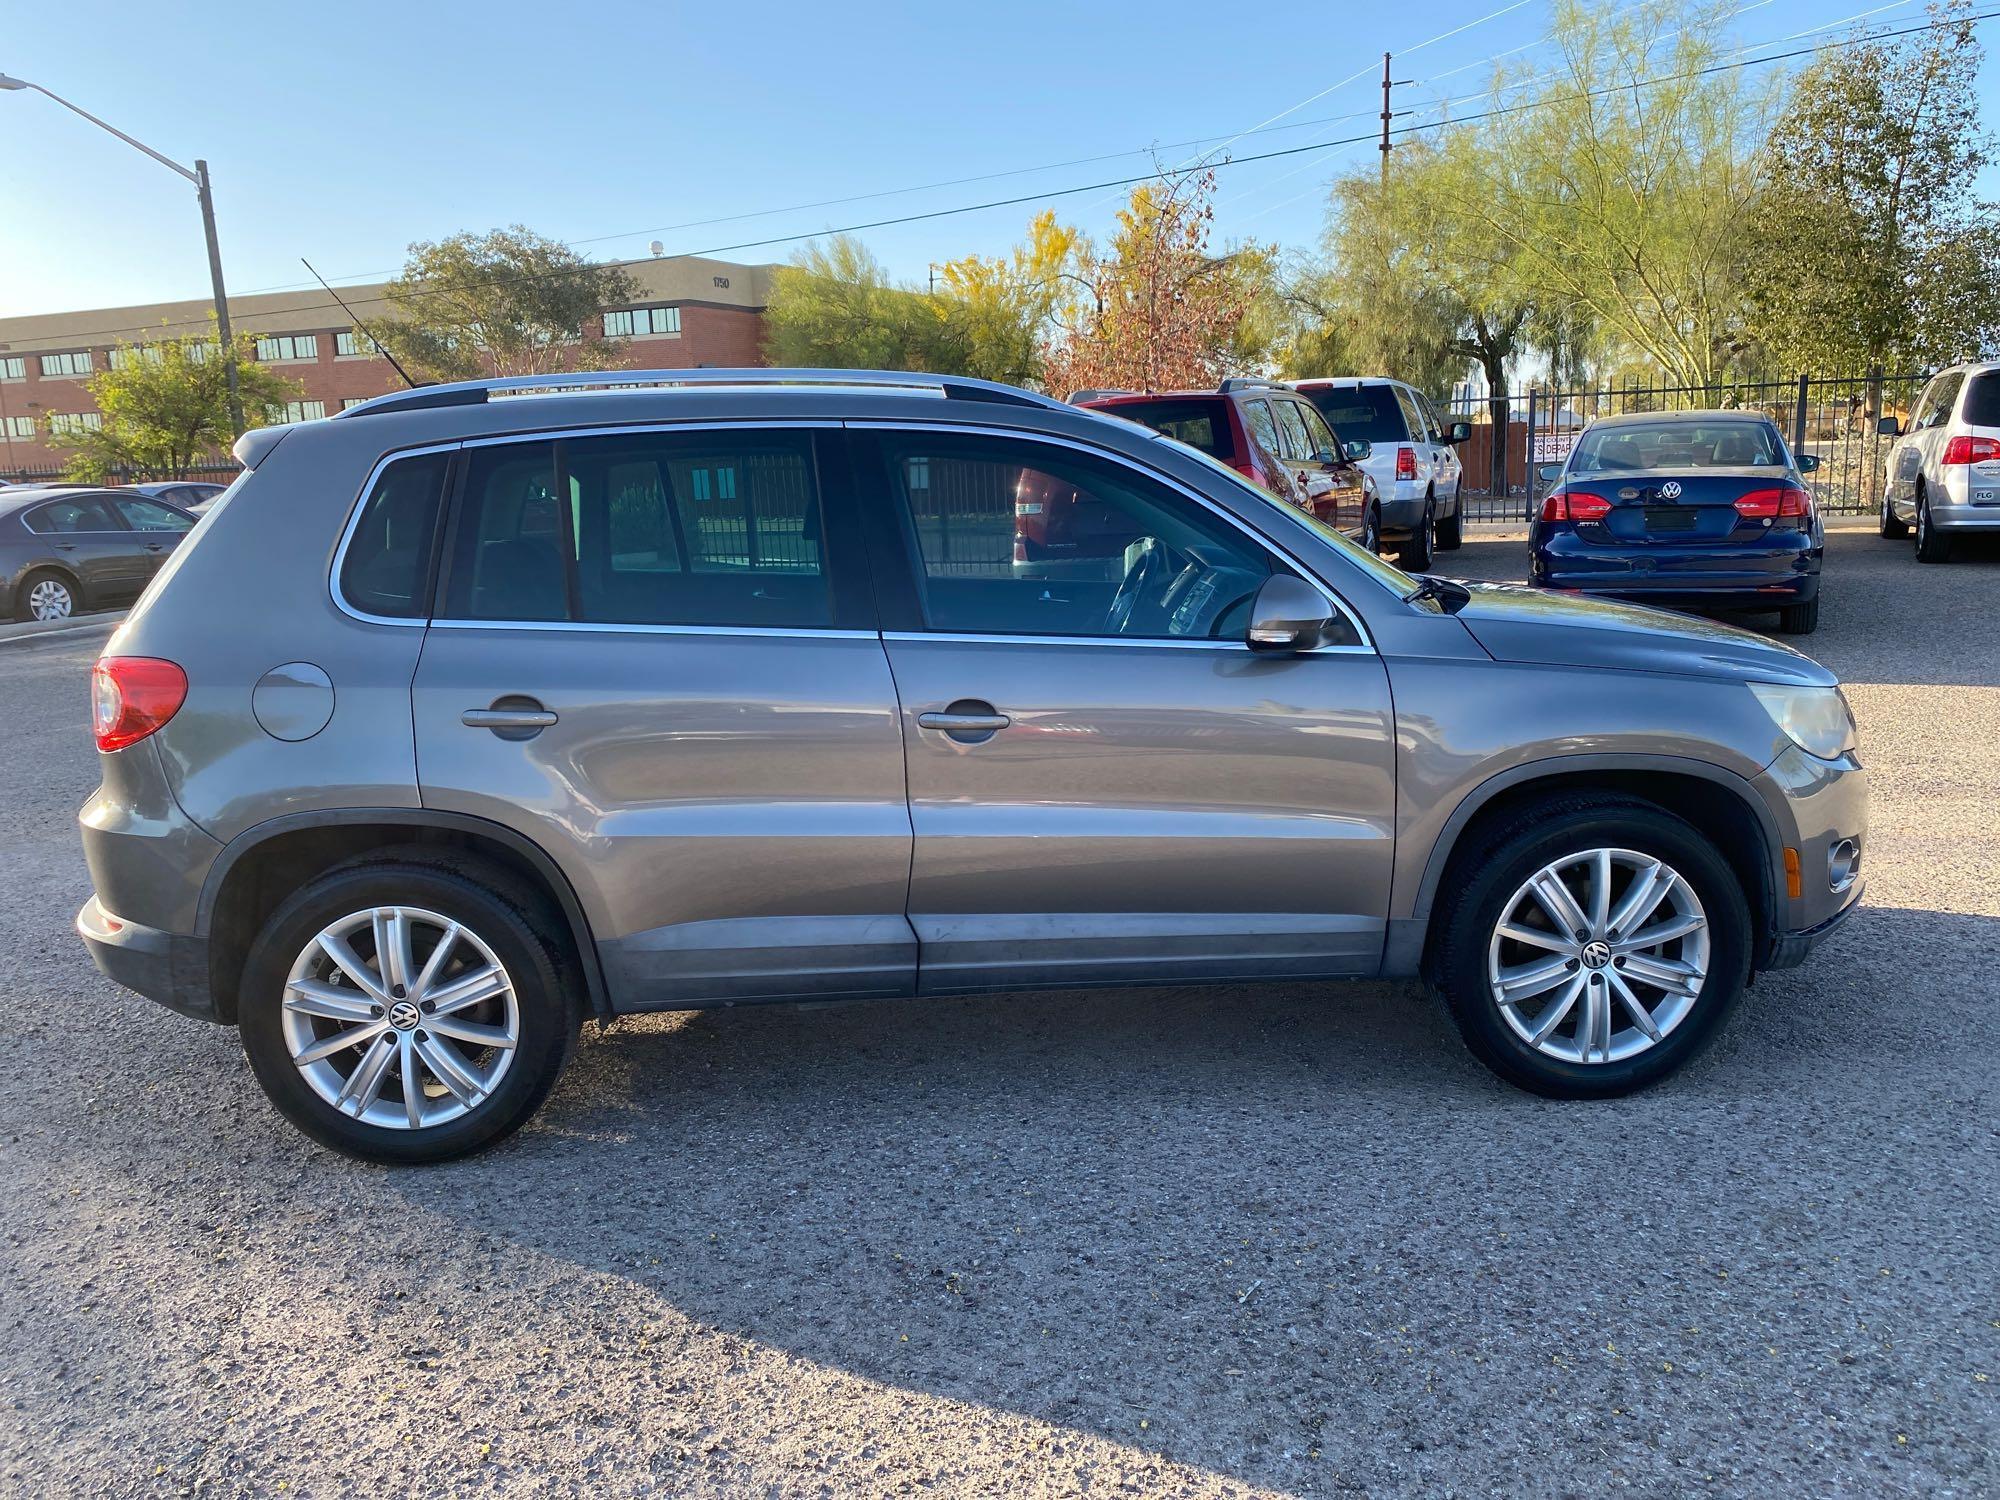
[1,526,1995,1498]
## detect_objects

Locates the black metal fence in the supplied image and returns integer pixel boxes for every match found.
[1449,369,1925,521]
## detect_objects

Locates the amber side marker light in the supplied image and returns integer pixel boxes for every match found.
[1783,847,1803,900]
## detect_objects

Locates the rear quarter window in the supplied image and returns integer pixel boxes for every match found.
[1962,372,2000,427]
[338,452,450,619]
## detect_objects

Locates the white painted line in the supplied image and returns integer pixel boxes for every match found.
[0,615,124,648]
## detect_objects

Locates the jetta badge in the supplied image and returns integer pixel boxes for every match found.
[1660,480,1683,499]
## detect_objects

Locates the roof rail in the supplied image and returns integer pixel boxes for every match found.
[1217,376,1290,393]
[333,368,1071,420]
[1067,388,1138,404]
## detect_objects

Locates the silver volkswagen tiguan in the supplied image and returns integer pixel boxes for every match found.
[76,370,1867,1162]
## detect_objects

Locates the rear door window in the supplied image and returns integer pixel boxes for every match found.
[24,495,123,534]
[1242,398,1282,457]
[1301,386,1407,444]
[339,451,450,619]
[1271,401,1314,461]
[1392,386,1429,442]
[440,430,832,629]
[1929,372,1966,428]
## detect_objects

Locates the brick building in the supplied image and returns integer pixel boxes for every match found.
[0,254,776,473]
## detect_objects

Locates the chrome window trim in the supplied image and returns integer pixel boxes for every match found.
[880,630,1370,655]
[329,421,845,630]
[426,620,878,640]
[843,418,1377,655]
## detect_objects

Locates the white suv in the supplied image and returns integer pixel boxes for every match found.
[1295,377,1468,569]
[1879,360,2000,562]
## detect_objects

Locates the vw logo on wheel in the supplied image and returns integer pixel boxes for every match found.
[1660,480,1682,499]
[388,999,422,1030]
[1580,940,1612,970]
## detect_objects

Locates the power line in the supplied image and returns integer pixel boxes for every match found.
[44,6,1999,349]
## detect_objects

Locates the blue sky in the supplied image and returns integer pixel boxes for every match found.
[3,0,1994,320]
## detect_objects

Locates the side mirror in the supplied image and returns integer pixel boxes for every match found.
[1345,438,1372,462]
[1877,416,1902,437]
[1246,573,1335,654]
[1797,453,1821,473]
[1448,421,1473,443]
[1537,463,1562,483]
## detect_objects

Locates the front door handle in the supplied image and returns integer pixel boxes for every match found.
[917,700,1011,743]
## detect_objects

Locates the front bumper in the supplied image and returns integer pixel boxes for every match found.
[77,895,220,1022]
[1757,745,1868,969]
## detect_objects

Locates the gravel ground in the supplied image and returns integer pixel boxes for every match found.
[0,527,1994,1498]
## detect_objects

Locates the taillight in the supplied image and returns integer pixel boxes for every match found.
[1734,485,1811,519]
[1942,435,2000,465]
[1395,446,1417,481]
[91,657,187,752]
[1540,489,1612,522]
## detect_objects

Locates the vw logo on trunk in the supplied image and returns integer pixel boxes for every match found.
[1660,480,1683,499]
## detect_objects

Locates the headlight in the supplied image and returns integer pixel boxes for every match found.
[1749,682,1856,760]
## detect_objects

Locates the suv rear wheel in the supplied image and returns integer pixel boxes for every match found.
[1397,500,1436,571]
[237,854,582,1162]
[1430,795,1750,1098]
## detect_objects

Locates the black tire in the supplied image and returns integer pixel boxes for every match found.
[1914,487,1951,563]
[238,852,583,1163]
[1436,503,1464,551]
[15,568,77,623]
[1397,499,1436,570]
[1775,594,1820,634]
[1360,503,1382,556]
[1878,490,1910,539]
[1429,794,1752,1099]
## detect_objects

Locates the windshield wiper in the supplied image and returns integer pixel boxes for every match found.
[1403,574,1471,613]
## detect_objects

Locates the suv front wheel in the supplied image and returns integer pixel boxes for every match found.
[1430,795,1750,1098]
[238,854,582,1162]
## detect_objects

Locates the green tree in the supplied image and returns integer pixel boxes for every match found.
[52,329,297,482]
[762,235,951,372]
[1744,0,2000,373]
[1463,0,1770,388]
[929,210,1087,385]
[366,226,642,381]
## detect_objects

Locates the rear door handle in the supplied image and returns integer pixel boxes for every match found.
[462,705,558,732]
[917,711,1011,732]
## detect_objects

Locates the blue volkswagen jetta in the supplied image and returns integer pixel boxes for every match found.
[1530,410,1825,634]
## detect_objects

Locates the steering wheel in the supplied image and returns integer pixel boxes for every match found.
[1104,538,1166,636]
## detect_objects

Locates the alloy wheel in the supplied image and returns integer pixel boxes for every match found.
[27,578,73,622]
[280,905,519,1129]
[1485,847,1710,1065]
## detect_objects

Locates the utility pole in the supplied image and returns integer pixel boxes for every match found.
[0,75,245,437]
[1379,53,1413,185]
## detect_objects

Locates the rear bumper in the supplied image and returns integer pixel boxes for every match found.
[1927,499,2000,531]
[1529,531,1820,606]
[77,895,221,1023]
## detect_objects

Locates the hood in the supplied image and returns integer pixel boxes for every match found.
[1450,582,1837,688]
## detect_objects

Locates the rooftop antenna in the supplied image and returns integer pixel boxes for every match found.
[649,240,664,257]
[299,257,419,389]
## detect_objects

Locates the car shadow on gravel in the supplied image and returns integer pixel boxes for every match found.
[368,901,1997,1494]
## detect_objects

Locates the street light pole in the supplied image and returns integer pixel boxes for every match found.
[0,73,245,436]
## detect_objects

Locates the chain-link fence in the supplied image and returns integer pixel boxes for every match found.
[1449,369,1925,521]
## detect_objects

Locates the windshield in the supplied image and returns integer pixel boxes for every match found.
[1151,433,1418,597]
[1570,419,1785,472]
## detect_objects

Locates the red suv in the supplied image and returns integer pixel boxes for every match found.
[1074,381,1378,541]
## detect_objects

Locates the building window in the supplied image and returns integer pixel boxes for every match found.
[48,411,104,435]
[40,351,93,378]
[341,397,371,411]
[110,344,166,370]
[255,334,319,363]
[335,331,367,357]
[0,357,24,382]
[280,400,328,423]
[186,341,216,364]
[4,416,33,439]
[603,306,681,339]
